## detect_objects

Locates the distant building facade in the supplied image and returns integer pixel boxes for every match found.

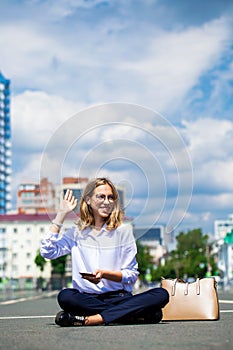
[17,178,55,214]
[55,177,89,212]
[0,72,11,214]
[214,213,233,240]
[214,214,233,286]
[0,213,76,289]
[135,226,167,265]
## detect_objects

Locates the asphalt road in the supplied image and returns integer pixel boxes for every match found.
[0,289,232,350]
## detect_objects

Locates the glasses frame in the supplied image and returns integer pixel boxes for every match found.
[94,194,116,203]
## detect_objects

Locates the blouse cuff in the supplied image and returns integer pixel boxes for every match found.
[45,231,59,241]
[121,270,132,284]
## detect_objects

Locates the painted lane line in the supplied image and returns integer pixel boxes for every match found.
[219,300,233,304]
[220,310,233,313]
[0,292,58,305]
[0,298,30,305]
[0,315,54,320]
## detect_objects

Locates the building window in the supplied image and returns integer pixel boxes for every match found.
[26,240,31,247]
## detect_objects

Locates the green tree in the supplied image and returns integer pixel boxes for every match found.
[172,228,209,278]
[51,255,67,275]
[152,228,218,280]
[136,240,154,280]
[34,250,47,289]
[50,255,68,288]
[34,250,47,272]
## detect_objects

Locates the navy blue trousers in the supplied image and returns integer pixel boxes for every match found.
[57,287,169,324]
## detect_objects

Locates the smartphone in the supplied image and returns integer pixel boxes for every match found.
[80,272,96,278]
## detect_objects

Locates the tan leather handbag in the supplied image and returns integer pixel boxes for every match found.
[161,277,220,321]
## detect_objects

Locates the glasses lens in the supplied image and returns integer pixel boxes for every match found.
[96,194,115,203]
[107,195,115,203]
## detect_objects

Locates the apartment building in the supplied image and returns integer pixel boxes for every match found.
[0,213,76,289]
[17,178,55,214]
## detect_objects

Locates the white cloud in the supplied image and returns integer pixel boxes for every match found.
[11,90,85,151]
[1,9,231,113]
[183,118,233,164]
[0,24,55,81]
[179,117,233,231]
[194,160,233,195]
[120,17,231,112]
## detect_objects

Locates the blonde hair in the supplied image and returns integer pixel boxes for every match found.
[77,177,124,231]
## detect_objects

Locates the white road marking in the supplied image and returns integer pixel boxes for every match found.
[0,291,57,305]
[219,310,233,313]
[219,300,233,304]
[0,315,54,319]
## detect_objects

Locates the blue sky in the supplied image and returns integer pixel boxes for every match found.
[1,0,233,235]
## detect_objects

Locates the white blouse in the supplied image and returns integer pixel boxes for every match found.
[40,223,139,294]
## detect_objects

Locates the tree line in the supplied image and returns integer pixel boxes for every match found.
[137,228,218,282]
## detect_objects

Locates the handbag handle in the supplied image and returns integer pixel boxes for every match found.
[171,278,201,296]
[171,278,184,296]
[196,278,200,295]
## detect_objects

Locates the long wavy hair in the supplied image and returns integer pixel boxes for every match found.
[77,177,124,231]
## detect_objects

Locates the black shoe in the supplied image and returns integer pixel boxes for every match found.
[55,311,86,327]
[144,309,163,324]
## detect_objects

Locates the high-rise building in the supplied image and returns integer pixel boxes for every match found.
[0,72,11,214]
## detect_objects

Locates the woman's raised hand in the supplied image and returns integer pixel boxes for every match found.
[59,189,78,214]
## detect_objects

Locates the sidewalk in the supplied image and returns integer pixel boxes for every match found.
[0,288,58,303]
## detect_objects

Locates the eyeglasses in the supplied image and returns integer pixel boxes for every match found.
[95,194,115,203]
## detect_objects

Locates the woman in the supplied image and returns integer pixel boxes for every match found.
[40,177,169,326]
